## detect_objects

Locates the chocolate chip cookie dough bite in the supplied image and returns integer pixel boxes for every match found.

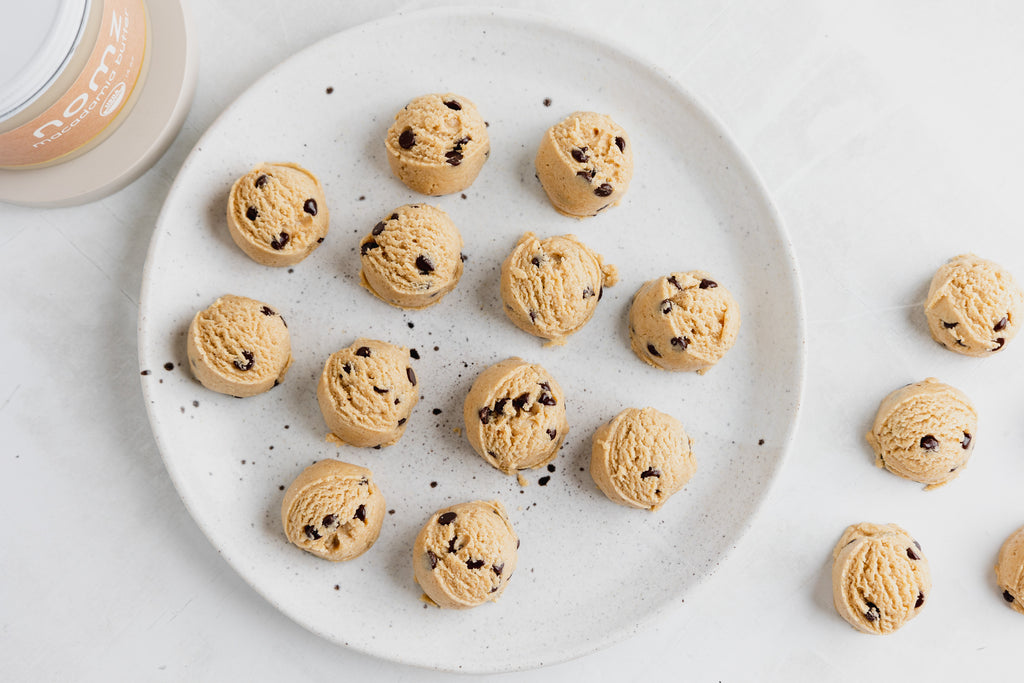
[865,378,977,490]
[499,232,618,345]
[385,93,490,195]
[227,162,329,267]
[186,295,292,397]
[534,111,633,217]
[996,525,1024,614]
[359,204,464,309]
[281,460,386,562]
[317,339,419,448]
[413,500,518,609]
[925,253,1023,356]
[463,358,568,475]
[831,522,931,634]
[590,407,696,511]
[629,271,740,373]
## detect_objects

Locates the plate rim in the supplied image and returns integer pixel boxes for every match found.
[137,5,807,673]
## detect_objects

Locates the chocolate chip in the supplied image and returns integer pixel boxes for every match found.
[920,435,939,451]
[394,397,400,405]
[671,336,690,350]
[372,221,385,235]
[260,306,275,316]
[303,199,318,215]
[531,256,541,267]
[360,240,378,255]
[1004,590,1015,603]
[141,370,150,376]
[466,559,484,570]
[453,137,470,151]
[445,150,463,166]
[583,286,595,299]
[512,392,530,412]
[547,428,557,440]
[322,514,336,526]
[598,287,604,301]
[543,97,552,106]
[373,386,389,394]
[915,592,925,608]
[432,408,442,415]
[407,367,417,386]
[255,174,268,188]
[494,398,509,415]
[576,169,596,182]
[427,550,438,569]
[529,310,537,323]
[993,337,1006,351]
[594,183,613,197]
[271,232,290,250]
[460,252,467,262]
[390,213,399,221]
[699,279,718,289]
[444,99,462,110]
[416,255,434,274]
[667,275,682,290]
[342,363,351,374]
[865,602,879,622]
[447,536,459,554]
[571,147,589,163]
[547,464,556,472]
[397,417,406,425]
[355,346,371,357]
[538,476,551,486]
[907,547,920,560]
[410,348,420,360]
[942,320,958,329]
[961,432,972,449]
[995,316,1009,332]
[615,136,626,152]
[479,406,492,424]
[233,350,255,371]
[661,299,673,314]
[640,468,661,478]
[245,206,258,221]
[303,525,321,540]
[399,128,415,149]
[539,381,551,392]
[317,237,324,243]
[955,338,967,347]
[647,343,661,357]
[537,392,557,406]
[438,511,457,525]
[354,504,366,522]
[492,563,504,576]
[326,86,334,94]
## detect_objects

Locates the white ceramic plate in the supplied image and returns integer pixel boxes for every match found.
[139,8,804,673]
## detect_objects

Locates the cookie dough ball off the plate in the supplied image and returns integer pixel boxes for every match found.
[384,93,490,195]
[590,407,696,511]
[925,254,1023,356]
[865,378,977,490]
[359,204,464,309]
[629,271,740,373]
[186,295,292,397]
[463,358,568,475]
[534,111,633,217]
[317,338,419,448]
[281,459,386,561]
[227,162,329,267]
[500,232,618,344]
[831,522,931,634]
[996,526,1024,614]
[413,500,518,609]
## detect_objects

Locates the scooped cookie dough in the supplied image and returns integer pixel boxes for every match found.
[500,232,618,344]
[385,93,490,195]
[590,407,696,511]
[227,162,329,267]
[463,358,568,475]
[925,253,1023,356]
[359,204,464,309]
[186,295,292,397]
[535,111,633,217]
[831,522,931,635]
[996,525,1024,614]
[413,500,518,609]
[281,459,386,562]
[629,271,741,373]
[317,338,419,448]
[865,378,977,490]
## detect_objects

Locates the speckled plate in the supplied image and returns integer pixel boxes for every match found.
[138,7,804,673]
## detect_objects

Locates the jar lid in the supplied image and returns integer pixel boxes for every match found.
[0,0,90,121]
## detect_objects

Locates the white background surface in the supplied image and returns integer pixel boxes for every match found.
[3,1,1023,680]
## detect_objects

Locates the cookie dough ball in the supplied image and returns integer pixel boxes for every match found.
[590,407,696,511]
[831,522,931,635]
[925,253,1023,356]
[499,232,618,344]
[384,93,489,196]
[227,162,329,267]
[359,204,464,309]
[996,525,1024,614]
[281,459,386,561]
[534,111,633,217]
[413,500,518,609]
[463,358,568,475]
[186,295,292,397]
[316,338,419,448]
[865,378,977,490]
[629,271,741,373]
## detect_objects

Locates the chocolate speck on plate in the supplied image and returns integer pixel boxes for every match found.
[430,481,438,488]
[163,362,174,371]
[543,97,551,106]
[538,476,551,486]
